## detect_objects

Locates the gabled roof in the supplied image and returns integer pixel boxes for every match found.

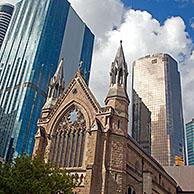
[47,69,102,120]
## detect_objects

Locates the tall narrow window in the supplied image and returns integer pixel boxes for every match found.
[49,105,86,168]
[128,186,136,194]
[128,187,132,194]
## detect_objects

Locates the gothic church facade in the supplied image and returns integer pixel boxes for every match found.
[33,42,177,194]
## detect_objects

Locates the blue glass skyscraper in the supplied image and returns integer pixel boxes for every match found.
[186,119,194,165]
[0,0,94,161]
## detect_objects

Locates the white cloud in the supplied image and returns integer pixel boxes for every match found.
[190,17,194,30]
[69,0,194,123]
[69,0,124,39]
[181,51,194,122]
[191,23,194,29]
[0,0,17,4]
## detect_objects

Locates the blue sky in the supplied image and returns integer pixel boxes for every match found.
[122,0,194,42]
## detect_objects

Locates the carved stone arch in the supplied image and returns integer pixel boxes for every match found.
[48,101,89,168]
[49,100,91,136]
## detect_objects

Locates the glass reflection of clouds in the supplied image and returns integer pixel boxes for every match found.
[133,54,184,166]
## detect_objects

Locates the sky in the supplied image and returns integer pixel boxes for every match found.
[2,0,194,123]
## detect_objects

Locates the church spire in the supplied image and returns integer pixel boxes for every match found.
[48,58,65,99]
[105,41,129,104]
[43,59,65,109]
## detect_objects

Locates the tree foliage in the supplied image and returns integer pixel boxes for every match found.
[0,156,75,194]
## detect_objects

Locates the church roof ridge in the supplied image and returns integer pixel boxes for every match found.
[47,68,102,120]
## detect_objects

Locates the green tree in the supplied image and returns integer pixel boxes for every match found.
[0,156,75,194]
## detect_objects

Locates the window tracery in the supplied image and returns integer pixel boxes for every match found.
[49,105,86,168]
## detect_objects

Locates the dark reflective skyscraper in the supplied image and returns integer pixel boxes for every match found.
[133,54,185,166]
[132,89,151,155]
[0,3,14,48]
[0,0,94,161]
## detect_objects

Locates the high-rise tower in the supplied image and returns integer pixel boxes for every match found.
[132,89,151,154]
[133,53,185,166]
[186,119,194,165]
[0,3,14,48]
[0,0,94,161]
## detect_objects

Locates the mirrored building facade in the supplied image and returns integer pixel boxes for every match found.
[186,119,194,165]
[132,89,151,155]
[0,0,94,161]
[133,54,185,166]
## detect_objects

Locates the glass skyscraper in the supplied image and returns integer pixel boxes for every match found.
[132,89,151,155]
[0,3,14,48]
[133,53,185,166]
[0,0,94,161]
[186,119,194,165]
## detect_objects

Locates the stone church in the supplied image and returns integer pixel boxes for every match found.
[33,42,178,194]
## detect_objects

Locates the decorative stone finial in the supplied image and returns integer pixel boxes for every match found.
[79,60,83,69]
[78,60,85,78]
[43,59,65,109]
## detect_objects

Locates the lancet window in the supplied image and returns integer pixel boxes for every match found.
[127,186,136,194]
[49,105,86,168]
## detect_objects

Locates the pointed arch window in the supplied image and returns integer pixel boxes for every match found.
[49,105,86,168]
[128,186,136,194]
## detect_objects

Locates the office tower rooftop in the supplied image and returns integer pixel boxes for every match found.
[0,0,94,161]
[0,3,14,48]
[186,119,194,165]
[133,53,185,166]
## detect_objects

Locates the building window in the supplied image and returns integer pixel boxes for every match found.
[118,120,120,128]
[128,186,136,194]
[49,105,86,168]
[128,187,132,194]
[151,59,157,64]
